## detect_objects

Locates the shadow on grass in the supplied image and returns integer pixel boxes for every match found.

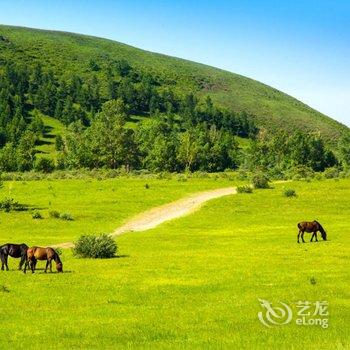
[73,254,130,260]
[24,268,74,274]
[0,201,47,212]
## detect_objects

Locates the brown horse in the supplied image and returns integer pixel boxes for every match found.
[297,221,327,243]
[24,247,63,274]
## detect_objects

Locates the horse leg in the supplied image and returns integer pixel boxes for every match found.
[301,232,306,243]
[0,253,4,271]
[49,259,53,273]
[31,258,36,274]
[4,255,9,271]
[45,260,49,273]
[19,254,26,270]
[315,231,318,242]
[310,232,314,242]
[23,259,28,274]
[297,230,301,243]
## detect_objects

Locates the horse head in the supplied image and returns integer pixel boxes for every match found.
[56,261,63,273]
[314,220,327,241]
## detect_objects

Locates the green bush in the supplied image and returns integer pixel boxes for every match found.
[49,210,60,218]
[177,174,187,182]
[283,188,297,197]
[0,198,27,212]
[237,185,253,193]
[35,157,55,173]
[73,234,117,259]
[60,213,74,221]
[287,165,315,180]
[55,247,63,256]
[323,167,340,179]
[251,173,270,189]
[237,169,249,181]
[32,211,43,219]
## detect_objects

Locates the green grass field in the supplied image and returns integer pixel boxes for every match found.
[0,177,349,349]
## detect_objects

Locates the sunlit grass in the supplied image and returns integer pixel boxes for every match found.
[0,178,349,349]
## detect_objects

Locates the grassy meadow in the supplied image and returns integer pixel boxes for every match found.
[0,176,235,245]
[0,177,349,349]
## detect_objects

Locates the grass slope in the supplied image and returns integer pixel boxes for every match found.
[0,24,348,142]
[0,178,349,349]
[34,113,66,160]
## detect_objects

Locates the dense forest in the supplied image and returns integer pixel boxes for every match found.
[0,59,349,175]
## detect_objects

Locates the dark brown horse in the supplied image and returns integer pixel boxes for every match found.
[297,221,327,243]
[0,243,28,271]
[24,247,63,274]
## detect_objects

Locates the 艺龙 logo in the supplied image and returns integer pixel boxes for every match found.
[258,299,329,328]
[257,298,293,327]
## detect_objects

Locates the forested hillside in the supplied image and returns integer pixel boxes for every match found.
[0,25,349,175]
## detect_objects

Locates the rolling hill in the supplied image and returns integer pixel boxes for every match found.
[0,24,348,143]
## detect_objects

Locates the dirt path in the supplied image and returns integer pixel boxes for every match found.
[54,186,237,249]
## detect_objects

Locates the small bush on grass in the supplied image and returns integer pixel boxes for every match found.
[323,167,340,179]
[73,234,117,259]
[0,198,27,212]
[286,165,315,180]
[32,211,43,219]
[49,210,60,218]
[251,173,270,189]
[60,213,74,221]
[283,188,297,197]
[237,185,253,193]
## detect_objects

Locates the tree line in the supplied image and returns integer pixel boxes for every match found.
[0,61,349,174]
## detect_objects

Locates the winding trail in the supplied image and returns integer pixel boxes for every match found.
[54,186,237,249]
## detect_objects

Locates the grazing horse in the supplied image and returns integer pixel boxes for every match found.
[0,243,28,271]
[24,247,63,274]
[297,221,327,243]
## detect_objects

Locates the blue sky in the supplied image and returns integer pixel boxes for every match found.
[0,0,349,126]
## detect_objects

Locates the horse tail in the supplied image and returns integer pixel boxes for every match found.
[297,222,302,229]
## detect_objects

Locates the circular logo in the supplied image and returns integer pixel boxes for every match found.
[258,299,293,327]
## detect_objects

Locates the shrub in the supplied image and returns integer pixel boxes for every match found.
[177,174,187,182]
[0,198,27,212]
[55,247,63,256]
[237,185,253,193]
[0,198,15,212]
[32,211,43,219]
[60,213,74,221]
[237,169,249,181]
[283,188,297,197]
[73,234,117,259]
[35,157,55,173]
[49,210,60,218]
[251,173,270,189]
[287,165,314,180]
[323,167,340,179]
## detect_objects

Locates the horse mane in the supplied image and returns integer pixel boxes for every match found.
[53,251,62,264]
[314,220,325,233]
